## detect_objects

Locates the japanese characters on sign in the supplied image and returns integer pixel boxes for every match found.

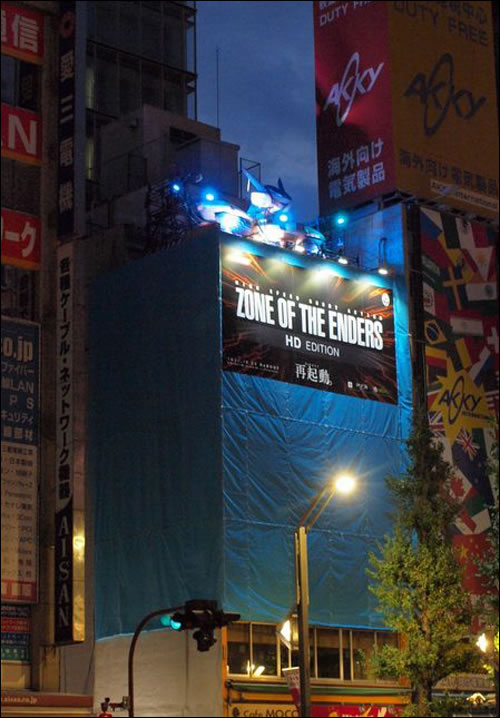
[57,1,76,238]
[222,241,398,403]
[1,207,41,270]
[1,319,39,604]
[314,2,395,216]
[389,1,499,219]
[55,243,85,644]
[1,103,42,165]
[1,2,44,64]
[1,604,31,663]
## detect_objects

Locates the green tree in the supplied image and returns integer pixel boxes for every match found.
[367,408,481,716]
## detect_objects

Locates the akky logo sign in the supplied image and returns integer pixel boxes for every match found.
[404,53,486,136]
[323,51,384,127]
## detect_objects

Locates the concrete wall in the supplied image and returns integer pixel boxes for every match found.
[93,630,223,717]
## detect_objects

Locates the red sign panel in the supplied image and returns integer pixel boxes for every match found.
[1,103,42,165]
[1,207,41,270]
[1,2,44,63]
[314,1,395,216]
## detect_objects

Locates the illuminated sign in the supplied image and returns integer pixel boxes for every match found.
[222,242,398,403]
[1,207,41,270]
[1,103,42,165]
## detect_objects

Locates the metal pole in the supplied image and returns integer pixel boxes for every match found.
[296,527,311,717]
[127,605,182,717]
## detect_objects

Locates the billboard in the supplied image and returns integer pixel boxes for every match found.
[389,1,498,218]
[222,243,398,403]
[314,1,395,214]
[1,318,39,604]
[314,2,499,219]
[421,208,498,594]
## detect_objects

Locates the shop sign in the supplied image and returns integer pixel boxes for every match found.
[1,319,39,604]
[1,207,41,270]
[1,2,44,63]
[1,103,42,165]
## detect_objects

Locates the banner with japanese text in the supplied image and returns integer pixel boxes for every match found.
[314,1,395,216]
[1,208,41,270]
[313,2,498,219]
[422,208,498,595]
[389,1,498,219]
[222,243,398,403]
[55,243,85,644]
[1,2,44,64]
[1,318,39,604]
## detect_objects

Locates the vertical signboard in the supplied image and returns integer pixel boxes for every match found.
[389,1,499,218]
[55,244,84,644]
[1,2,44,64]
[1,319,39,603]
[57,1,85,239]
[422,208,498,594]
[57,1,77,238]
[314,2,395,216]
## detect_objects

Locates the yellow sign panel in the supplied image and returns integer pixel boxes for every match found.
[430,362,491,444]
[388,2,498,218]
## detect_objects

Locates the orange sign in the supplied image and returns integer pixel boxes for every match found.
[1,207,41,270]
[1,103,42,165]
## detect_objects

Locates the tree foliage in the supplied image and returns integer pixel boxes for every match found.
[367,408,482,715]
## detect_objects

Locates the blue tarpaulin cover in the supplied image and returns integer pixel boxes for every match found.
[89,223,412,639]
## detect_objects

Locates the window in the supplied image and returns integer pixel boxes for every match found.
[1,57,40,111]
[316,628,340,679]
[119,54,140,115]
[252,624,278,677]
[228,623,250,676]
[1,158,40,215]
[227,623,399,683]
[96,47,119,117]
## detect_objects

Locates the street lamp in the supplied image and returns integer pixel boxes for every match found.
[295,473,356,717]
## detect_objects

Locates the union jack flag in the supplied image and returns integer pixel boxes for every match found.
[428,410,445,437]
[456,428,480,461]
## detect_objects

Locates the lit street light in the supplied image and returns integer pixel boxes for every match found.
[295,473,356,717]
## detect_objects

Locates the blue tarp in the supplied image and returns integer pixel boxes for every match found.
[89,222,412,639]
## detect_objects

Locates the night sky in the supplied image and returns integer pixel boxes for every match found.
[196,1,318,223]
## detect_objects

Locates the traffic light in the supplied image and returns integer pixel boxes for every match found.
[161,600,240,652]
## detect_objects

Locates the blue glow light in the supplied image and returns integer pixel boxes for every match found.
[335,214,347,226]
[205,192,215,201]
[172,183,181,193]
[279,213,289,223]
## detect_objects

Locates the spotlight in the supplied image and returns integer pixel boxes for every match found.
[378,265,389,276]
[279,213,289,223]
[205,192,215,201]
[171,183,181,193]
[334,213,347,226]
